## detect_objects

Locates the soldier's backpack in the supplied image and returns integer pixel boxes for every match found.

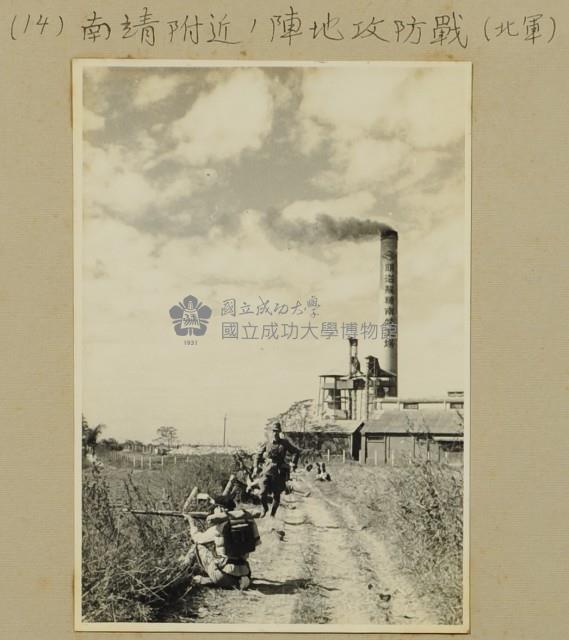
[222,510,260,558]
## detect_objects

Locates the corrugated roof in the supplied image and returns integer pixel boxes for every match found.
[361,409,464,435]
[380,396,463,404]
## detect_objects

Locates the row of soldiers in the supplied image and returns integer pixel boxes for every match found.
[182,421,324,590]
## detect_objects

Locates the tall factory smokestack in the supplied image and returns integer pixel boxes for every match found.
[379,229,398,395]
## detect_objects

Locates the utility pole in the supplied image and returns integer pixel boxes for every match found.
[302,406,307,450]
[223,414,227,447]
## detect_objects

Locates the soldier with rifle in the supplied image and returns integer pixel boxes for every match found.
[180,493,261,590]
[121,485,261,591]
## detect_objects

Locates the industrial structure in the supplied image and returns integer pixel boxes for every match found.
[268,227,465,465]
[358,396,464,465]
[318,228,399,423]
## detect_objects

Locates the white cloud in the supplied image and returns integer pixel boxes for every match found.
[83,108,105,132]
[298,66,406,144]
[312,140,445,195]
[281,191,377,222]
[395,67,468,149]
[83,139,219,222]
[343,139,411,188]
[133,74,186,109]
[296,117,326,155]
[82,207,381,352]
[162,168,218,202]
[83,67,112,115]
[84,66,111,91]
[400,212,465,290]
[170,68,274,165]
[83,143,156,221]
[297,65,466,151]
[392,150,446,192]
[399,302,465,396]
[159,209,330,293]
[83,216,155,283]
[269,72,296,110]
[398,169,465,231]
[295,65,467,195]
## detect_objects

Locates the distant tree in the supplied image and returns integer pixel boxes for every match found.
[82,415,90,453]
[100,437,122,451]
[154,426,179,451]
[82,416,106,455]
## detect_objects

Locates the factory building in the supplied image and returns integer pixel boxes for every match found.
[359,396,464,465]
[277,383,464,465]
[269,227,465,466]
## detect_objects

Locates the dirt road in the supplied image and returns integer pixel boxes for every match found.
[188,470,438,626]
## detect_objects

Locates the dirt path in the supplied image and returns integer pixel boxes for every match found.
[188,471,438,626]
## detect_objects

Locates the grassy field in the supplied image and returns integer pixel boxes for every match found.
[81,453,234,622]
[82,452,464,624]
[320,460,464,625]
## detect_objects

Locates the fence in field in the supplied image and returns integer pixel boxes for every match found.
[299,449,354,464]
[94,446,458,471]
[309,448,461,467]
[95,448,354,471]
[99,450,223,470]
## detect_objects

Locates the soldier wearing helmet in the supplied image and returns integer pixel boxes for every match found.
[253,422,302,517]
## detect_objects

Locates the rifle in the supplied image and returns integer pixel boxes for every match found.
[119,508,211,519]
[116,484,237,520]
[118,487,213,519]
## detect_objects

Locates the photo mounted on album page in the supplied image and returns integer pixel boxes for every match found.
[73,59,471,632]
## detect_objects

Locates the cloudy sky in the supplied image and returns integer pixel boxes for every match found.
[80,62,469,447]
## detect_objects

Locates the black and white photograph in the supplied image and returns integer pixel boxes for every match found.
[74,60,470,632]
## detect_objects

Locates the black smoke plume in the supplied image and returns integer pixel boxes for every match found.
[263,210,395,246]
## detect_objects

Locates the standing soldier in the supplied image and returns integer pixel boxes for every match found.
[254,422,301,518]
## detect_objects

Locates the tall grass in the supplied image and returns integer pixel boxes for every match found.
[381,461,463,624]
[326,460,463,624]
[81,454,233,622]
